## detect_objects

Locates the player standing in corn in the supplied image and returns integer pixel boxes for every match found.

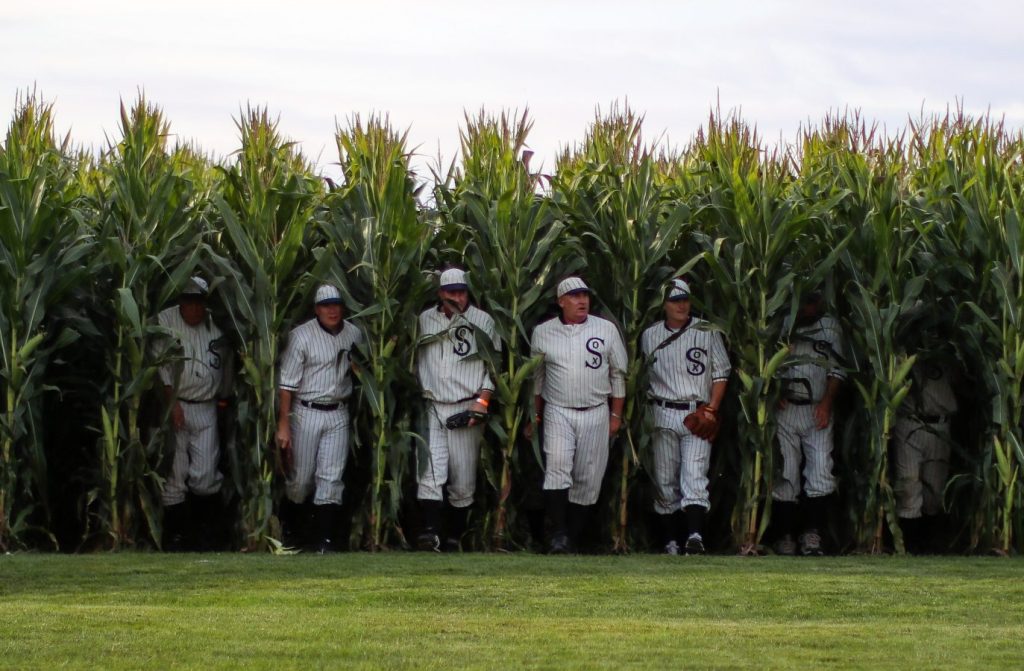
[640,279,729,555]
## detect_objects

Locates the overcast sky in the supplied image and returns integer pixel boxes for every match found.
[3,0,1022,177]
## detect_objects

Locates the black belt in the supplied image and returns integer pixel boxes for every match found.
[650,399,701,411]
[917,414,948,423]
[569,404,604,412]
[299,400,342,411]
[179,397,215,404]
[785,398,813,406]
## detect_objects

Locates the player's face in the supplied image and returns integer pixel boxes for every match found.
[798,295,822,323]
[439,288,469,316]
[558,291,590,323]
[315,302,343,331]
[178,297,207,327]
[663,297,690,325]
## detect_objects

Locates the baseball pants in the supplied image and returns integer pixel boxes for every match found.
[286,403,350,505]
[417,400,484,508]
[542,404,610,506]
[650,406,711,514]
[773,402,836,502]
[163,401,223,506]
[893,417,951,518]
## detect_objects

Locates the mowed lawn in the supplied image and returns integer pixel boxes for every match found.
[1,553,1021,670]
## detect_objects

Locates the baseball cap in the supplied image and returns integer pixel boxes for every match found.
[666,279,691,301]
[557,277,590,298]
[181,276,209,297]
[315,284,343,305]
[439,268,468,291]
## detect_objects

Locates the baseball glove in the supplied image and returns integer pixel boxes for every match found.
[445,410,488,430]
[683,405,720,441]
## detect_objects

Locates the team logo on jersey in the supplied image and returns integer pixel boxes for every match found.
[685,347,707,375]
[207,340,223,370]
[585,337,605,369]
[813,339,831,357]
[452,326,472,356]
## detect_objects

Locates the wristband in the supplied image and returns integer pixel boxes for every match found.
[610,412,622,419]
[476,397,489,408]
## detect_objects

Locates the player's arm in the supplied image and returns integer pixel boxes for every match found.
[708,330,730,412]
[707,379,727,412]
[525,329,545,439]
[609,396,625,435]
[814,375,841,429]
[163,384,185,431]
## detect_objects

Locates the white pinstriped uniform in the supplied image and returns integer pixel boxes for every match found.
[774,315,846,502]
[416,304,500,508]
[531,315,627,505]
[279,318,362,505]
[894,362,958,518]
[156,306,227,506]
[641,318,730,514]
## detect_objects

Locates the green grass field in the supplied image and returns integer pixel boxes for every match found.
[1,553,1022,670]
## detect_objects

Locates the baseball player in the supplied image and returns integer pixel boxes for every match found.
[641,279,730,555]
[275,284,362,553]
[773,290,846,556]
[529,277,627,553]
[156,276,231,551]
[414,268,500,552]
[894,358,958,554]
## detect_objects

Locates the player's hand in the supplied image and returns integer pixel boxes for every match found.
[275,423,291,452]
[171,402,185,431]
[609,415,622,436]
[813,399,832,429]
[468,400,488,426]
[523,416,538,440]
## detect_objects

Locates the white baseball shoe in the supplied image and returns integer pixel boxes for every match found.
[799,530,824,556]
[663,540,680,556]
[684,533,706,556]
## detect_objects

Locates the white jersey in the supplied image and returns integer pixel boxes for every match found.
[531,315,627,408]
[780,315,846,402]
[279,318,362,402]
[156,306,226,401]
[900,361,958,417]
[417,304,500,403]
[641,317,730,402]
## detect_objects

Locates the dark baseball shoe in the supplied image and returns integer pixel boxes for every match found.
[417,532,441,553]
[773,535,797,556]
[663,540,680,556]
[684,534,706,556]
[799,530,824,556]
[443,538,461,553]
[548,533,572,555]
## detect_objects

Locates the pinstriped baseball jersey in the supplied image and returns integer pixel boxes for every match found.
[531,315,628,407]
[417,304,500,403]
[902,362,958,417]
[780,315,846,401]
[279,318,362,402]
[641,317,730,403]
[156,306,225,401]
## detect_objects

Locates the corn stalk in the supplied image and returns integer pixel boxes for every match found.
[551,104,691,552]
[0,91,89,550]
[83,96,204,549]
[434,109,582,549]
[321,115,434,550]
[208,106,322,551]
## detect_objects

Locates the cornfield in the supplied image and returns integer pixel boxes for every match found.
[1,91,1022,554]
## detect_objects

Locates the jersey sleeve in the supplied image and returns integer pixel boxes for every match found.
[607,325,628,398]
[640,326,653,358]
[278,330,305,392]
[710,330,731,382]
[530,326,546,399]
[478,313,500,392]
[824,319,847,380]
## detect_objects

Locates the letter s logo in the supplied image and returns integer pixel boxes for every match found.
[685,347,707,376]
[585,337,605,369]
[453,326,472,356]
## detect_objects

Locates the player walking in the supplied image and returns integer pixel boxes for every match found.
[641,279,729,555]
[773,290,846,556]
[275,284,362,553]
[414,268,500,552]
[156,276,231,551]
[529,277,628,554]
